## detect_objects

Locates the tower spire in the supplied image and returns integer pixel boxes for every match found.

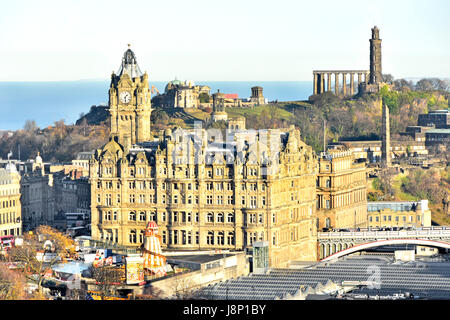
[369,26,382,85]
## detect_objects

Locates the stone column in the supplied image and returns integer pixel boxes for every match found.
[313,72,318,95]
[335,73,339,95]
[327,73,331,92]
[342,73,347,96]
[357,73,362,85]
[350,73,354,95]
[321,73,325,94]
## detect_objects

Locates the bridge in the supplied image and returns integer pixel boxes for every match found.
[318,227,450,260]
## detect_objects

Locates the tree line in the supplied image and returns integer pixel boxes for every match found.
[0,119,109,163]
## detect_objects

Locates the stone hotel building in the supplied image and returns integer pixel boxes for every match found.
[316,146,367,230]
[89,48,319,267]
[0,164,22,237]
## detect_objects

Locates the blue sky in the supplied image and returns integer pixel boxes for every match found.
[0,0,448,81]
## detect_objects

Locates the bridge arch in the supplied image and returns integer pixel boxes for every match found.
[321,238,450,262]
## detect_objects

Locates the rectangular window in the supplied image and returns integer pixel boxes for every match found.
[250,196,257,208]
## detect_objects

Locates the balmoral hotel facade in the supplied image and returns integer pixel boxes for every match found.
[89,48,320,267]
[90,47,367,267]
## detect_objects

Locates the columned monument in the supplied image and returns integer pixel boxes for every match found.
[312,26,384,97]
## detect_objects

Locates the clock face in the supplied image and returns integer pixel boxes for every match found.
[120,91,131,104]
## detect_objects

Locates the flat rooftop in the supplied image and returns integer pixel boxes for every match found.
[166,253,234,265]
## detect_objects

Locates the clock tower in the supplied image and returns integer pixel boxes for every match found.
[109,46,152,148]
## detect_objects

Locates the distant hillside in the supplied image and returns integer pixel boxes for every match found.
[76,105,109,126]
[74,87,448,153]
[0,121,109,162]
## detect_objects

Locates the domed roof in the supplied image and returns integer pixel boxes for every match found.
[165,79,184,92]
[170,79,183,85]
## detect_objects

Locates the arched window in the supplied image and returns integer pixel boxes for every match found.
[139,212,146,221]
[218,231,225,245]
[207,231,214,245]
[227,213,234,223]
[207,212,214,223]
[129,211,136,221]
[227,232,235,245]
[129,230,137,243]
[217,212,224,223]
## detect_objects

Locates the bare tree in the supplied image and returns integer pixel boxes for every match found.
[90,265,125,300]
[377,168,395,199]
[8,226,76,294]
[0,264,28,299]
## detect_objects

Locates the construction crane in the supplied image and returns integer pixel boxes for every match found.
[151,85,159,95]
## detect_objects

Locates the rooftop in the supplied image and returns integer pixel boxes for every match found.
[197,253,450,300]
[367,200,428,212]
[166,253,234,265]
[426,128,450,134]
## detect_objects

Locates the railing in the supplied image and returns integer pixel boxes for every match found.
[88,238,139,254]
[318,228,450,240]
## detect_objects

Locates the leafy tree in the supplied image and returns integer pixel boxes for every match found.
[379,85,400,114]
[198,92,210,103]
